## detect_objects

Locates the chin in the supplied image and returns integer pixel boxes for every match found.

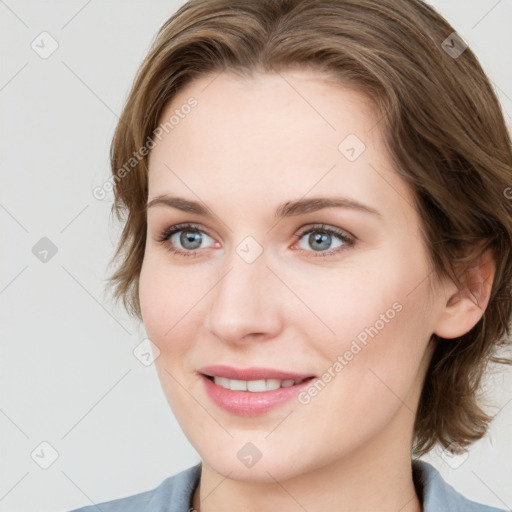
[208,458,303,483]
[199,440,323,484]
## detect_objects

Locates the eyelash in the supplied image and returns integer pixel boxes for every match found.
[155,222,356,259]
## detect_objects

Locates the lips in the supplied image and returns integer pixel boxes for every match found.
[198,365,317,416]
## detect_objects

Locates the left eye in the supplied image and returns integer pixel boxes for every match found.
[294,225,353,255]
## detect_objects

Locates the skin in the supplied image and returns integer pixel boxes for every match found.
[139,69,495,512]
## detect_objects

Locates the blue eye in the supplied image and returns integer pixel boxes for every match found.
[294,224,354,257]
[156,223,215,258]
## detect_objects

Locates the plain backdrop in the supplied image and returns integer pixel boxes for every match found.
[1,1,511,511]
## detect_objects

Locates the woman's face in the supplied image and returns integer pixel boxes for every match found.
[140,69,445,481]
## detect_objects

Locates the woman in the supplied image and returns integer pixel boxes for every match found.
[71,0,512,510]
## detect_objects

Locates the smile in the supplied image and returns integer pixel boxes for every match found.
[198,365,317,416]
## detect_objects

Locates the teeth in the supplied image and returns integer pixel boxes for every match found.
[265,378,281,391]
[216,377,230,389]
[247,379,266,392]
[230,379,247,391]
[212,376,306,391]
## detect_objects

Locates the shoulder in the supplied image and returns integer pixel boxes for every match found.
[413,460,507,512]
[66,463,201,512]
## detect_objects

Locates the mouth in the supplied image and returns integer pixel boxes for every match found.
[198,365,317,416]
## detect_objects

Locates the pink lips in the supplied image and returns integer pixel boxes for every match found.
[198,365,316,416]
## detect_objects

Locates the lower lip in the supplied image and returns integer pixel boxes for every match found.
[200,374,315,416]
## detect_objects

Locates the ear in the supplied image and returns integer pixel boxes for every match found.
[433,248,495,339]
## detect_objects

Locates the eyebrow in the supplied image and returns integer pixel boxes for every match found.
[146,194,382,220]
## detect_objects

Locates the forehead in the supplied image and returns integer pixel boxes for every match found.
[146,70,415,223]
[150,69,377,168]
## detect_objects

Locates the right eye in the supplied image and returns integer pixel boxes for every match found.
[156,222,218,257]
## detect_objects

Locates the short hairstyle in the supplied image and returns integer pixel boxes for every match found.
[105,0,512,456]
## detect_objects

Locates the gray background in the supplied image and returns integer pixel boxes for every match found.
[1,1,511,511]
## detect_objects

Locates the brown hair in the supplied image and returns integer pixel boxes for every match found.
[105,0,512,456]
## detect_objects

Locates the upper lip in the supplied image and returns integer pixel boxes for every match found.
[199,365,315,381]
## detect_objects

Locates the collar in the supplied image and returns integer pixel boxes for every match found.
[412,459,504,512]
[143,460,505,512]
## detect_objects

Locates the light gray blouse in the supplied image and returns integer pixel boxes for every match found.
[67,460,506,512]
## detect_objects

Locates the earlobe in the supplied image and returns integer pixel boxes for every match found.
[433,248,495,339]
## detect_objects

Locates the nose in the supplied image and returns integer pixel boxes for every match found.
[206,254,283,345]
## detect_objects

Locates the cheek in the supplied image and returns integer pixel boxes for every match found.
[294,292,432,456]
[138,253,220,394]
[302,236,432,376]
[138,254,194,357]
[138,258,202,416]
[285,255,422,354]
[139,249,204,333]
[310,254,433,424]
